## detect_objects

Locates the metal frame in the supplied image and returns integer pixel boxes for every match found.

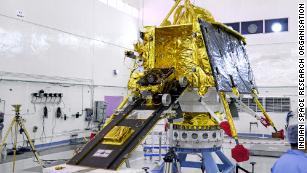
[154,148,235,173]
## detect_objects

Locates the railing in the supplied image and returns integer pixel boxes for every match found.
[236,162,256,173]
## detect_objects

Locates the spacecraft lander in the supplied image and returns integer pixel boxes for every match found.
[68,0,284,172]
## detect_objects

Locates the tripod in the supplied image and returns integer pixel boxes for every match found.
[0,105,44,172]
[163,148,182,173]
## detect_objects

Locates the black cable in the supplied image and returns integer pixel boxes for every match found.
[41,106,47,142]
[43,106,48,118]
[56,107,62,118]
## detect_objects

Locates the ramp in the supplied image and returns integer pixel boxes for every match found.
[67,81,185,170]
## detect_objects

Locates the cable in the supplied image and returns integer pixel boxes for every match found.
[43,106,48,118]
[40,118,46,142]
[56,107,62,118]
[40,106,48,142]
[61,100,66,108]
[51,113,57,142]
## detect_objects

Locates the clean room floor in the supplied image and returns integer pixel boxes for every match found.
[0,139,284,173]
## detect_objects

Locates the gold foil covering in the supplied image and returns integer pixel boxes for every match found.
[129,4,220,96]
[173,112,219,130]
[103,126,134,145]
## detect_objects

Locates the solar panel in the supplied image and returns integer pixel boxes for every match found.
[199,19,257,94]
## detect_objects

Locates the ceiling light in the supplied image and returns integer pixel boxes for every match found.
[271,23,282,32]
[247,24,258,34]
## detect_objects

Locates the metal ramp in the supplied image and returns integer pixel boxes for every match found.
[67,81,185,170]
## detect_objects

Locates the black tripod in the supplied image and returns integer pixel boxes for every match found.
[163,148,182,173]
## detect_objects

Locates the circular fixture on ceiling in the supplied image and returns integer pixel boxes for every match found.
[247,24,258,34]
[271,23,282,32]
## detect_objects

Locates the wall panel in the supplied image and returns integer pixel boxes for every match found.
[0,15,93,79]
[0,0,139,146]
[93,0,139,49]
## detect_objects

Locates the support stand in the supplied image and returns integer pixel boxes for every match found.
[0,105,45,172]
[162,148,181,173]
[154,147,235,173]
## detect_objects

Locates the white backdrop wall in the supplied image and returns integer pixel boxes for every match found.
[0,0,140,146]
[0,0,140,84]
[0,81,92,145]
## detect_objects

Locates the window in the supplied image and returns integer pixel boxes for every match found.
[224,22,240,33]
[241,20,263,35]
[249,98,257,112]
[239,97,290,113]
[239,97,263,112]
[265,18,288,33]
[265,97,291,112]
[238,97,249,112]
[281,98,291,112]
[265,97,274,112]
[227,18,289,35]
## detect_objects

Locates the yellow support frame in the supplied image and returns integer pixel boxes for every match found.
[251,89,277,131]
[160,0,182,26]
[219,92,238,140]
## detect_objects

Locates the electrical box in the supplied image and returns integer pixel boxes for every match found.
[0,112,3,131]
[94,101,107,123]
[84,108,93,121]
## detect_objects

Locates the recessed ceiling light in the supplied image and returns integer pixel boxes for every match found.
[248,24,258,34]
[271,23,282,32]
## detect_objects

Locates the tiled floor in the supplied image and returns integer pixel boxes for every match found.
[0,141,283,173]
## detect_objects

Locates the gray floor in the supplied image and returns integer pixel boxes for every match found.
[1,145,79,163]
[0,145,79,173]
[0,140,285,173]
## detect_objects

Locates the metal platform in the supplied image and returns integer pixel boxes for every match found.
[249,144,289,157]
[152,147,235,173]
[67,101,168,169]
